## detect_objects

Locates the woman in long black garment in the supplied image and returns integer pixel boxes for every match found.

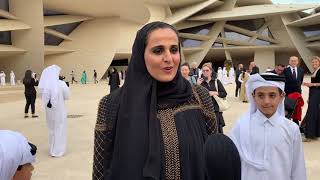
[303,56,320,141]
[197,63,227,133]
[108,68,120,93]
[92,22,218,180]
[23,70,39,118]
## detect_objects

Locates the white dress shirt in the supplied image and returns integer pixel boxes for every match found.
[290,66,298,79]
[230,110,306,180]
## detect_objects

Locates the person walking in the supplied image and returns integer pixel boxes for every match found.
[235,64,243,97]
[70,70,77,84]
[39,65,70,157]
[23,70,39,118]
[93,70,98,84]
[80,70,87,84]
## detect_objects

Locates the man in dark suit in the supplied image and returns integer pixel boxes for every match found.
[283,56,304,95]
[283,56,304,126]
[249,61,260,75]
[235,63,243,97]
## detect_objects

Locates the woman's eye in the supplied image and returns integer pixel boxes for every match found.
[170,47,178,53]
[152,48,163,55]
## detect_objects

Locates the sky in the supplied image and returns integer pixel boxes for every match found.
[272,0,320,4]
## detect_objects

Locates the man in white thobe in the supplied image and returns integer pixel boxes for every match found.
[229,73,306,180]
[39,65,70,157]
[229,68,235,84]
[217,67,223,82]
[0,71,6,86]
[10,70,15,86]
[222,67,228,85]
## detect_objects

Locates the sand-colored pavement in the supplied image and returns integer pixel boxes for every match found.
[0,80,319,180]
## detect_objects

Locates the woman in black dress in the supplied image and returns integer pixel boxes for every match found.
[303,56,320,141]
[198,63,227,133]
[92,22,219,180]
[23,70,39,118]
[108,68,120,93]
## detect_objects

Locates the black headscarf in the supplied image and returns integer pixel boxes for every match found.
[204,134,241,180]
[107,22,192,180]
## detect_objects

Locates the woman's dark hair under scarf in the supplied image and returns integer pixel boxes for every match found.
[106,21,192,180]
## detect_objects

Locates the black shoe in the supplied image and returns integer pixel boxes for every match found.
[31,115,38,118]
[24,115,29,118]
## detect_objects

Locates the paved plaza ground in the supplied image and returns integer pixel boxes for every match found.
[0,78,319,180]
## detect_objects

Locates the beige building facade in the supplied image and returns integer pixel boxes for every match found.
[0,0,319,82]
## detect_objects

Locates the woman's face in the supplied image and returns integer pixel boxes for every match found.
[144,28,180,82]
[180,66,190,78]
[202,66,212,78]
[311,59,320,70]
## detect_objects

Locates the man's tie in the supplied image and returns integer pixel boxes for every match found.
[292,68,297,80]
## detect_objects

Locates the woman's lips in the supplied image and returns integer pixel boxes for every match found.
[162,67,173,73]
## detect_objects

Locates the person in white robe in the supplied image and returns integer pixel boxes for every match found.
[229,68,235,84]
[10,70,15,86]
[229,73,306,180]
[39,65,70,157]
[217,67,223,82]
[0,130,36,180]
[222,67,228,85]
[0,71,6,86]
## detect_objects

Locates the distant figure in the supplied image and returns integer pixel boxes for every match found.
[222,67,228,85]
[180,62,196,86]
[70,70,77,84]
[217,67,223,81]
[93,70,98,84]
[10,71,15,86]
[249,61,260,75]
[0,71,6,86]
[190,62,200,80]
[229,67,235,84]
[81,71,87,84]
[238,68,250,103]
[39,65,70,157]
[23,70,39,118]
[235,64,243,97]
[108,68,120,93]
[0,130,37,180]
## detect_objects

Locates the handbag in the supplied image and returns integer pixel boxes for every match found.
[213,80,230,112]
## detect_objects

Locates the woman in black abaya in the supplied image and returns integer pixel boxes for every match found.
[93,22,219,180]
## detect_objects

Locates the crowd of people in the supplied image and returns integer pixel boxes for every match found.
[1,21,319,180]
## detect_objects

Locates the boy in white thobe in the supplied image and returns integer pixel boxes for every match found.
[229,73,306,180]
[39,65,70,157]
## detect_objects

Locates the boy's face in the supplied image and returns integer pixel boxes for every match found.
[252,86,284,118]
